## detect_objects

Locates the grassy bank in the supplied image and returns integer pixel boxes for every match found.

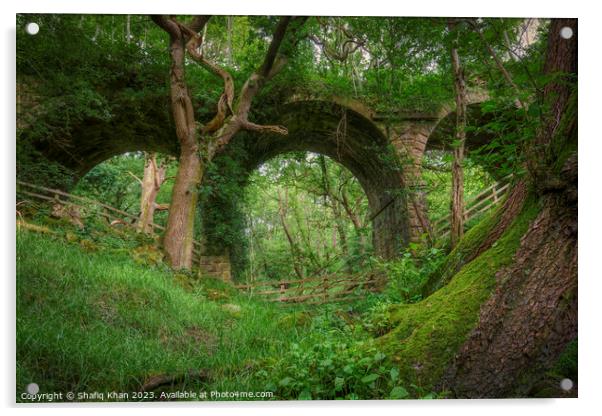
[16,228,309,401]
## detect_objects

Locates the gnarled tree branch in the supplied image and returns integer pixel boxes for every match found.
[240,120,288,136]
[178,21,235,134]
[212,17,307,152]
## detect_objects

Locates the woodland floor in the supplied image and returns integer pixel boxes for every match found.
[15,213,577,401]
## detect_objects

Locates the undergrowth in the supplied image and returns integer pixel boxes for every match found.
[16,199,538,401]
[17,222,428,401]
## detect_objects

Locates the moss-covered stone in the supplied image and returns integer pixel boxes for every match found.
[376,198,540,392]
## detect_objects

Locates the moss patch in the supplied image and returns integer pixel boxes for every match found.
[421,202,506,297]
[376,198,540,392]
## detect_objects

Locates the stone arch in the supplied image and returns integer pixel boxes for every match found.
[200,100,412,269]
[426,100,512,179]
[18,87,179,182]
[427,102,496,152]
[21,81,503,275]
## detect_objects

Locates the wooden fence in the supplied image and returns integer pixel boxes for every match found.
[235,272,383,305]
[17,177,514,301]
[431,175,512,239]
[16,180,203,262]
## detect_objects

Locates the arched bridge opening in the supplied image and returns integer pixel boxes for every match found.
[199,100,413,279]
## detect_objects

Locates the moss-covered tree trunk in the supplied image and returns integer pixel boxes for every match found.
[441,18,578,398]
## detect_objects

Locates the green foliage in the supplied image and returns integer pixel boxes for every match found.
[468,99,537,177]
[74,154,143,211]
[199,143,251,277]
[378,245,446,303]
[260,306,436,400]
[240,152,371,282]
[15,14,569,401]
[16,226,440,401]
[71,153,177,227]
[549,339,578,381]
[17,14,177,183]
[16,138,74,189]
[16,229,308,400]
[423,152,497,224]
[15,182,542,401]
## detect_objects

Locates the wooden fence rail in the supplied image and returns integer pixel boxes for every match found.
[17,175,514,299]
[235,272,383,305]
[431,175,512,239]
[16,180,203,262]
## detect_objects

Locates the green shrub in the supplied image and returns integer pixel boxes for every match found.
[378,245,446,303]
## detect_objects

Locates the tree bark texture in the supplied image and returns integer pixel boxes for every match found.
[442,18,578,398]
[163,148,202,269]
[152,16,206,269]
[449,21,467,249]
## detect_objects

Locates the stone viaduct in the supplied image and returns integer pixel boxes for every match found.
[19,87,493,276]
[200,92,491,268]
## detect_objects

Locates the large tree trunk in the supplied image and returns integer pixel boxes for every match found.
[441,18,578,398]
[152,16,206,269]
[449,20,467,249]
[163,146,202,269]
[152,15,303,269]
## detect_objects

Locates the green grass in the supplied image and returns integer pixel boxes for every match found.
[15,223,433,401]
[16,229,310,402]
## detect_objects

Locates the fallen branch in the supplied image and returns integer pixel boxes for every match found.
[16,219,55,234]
[140,369,210,392]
